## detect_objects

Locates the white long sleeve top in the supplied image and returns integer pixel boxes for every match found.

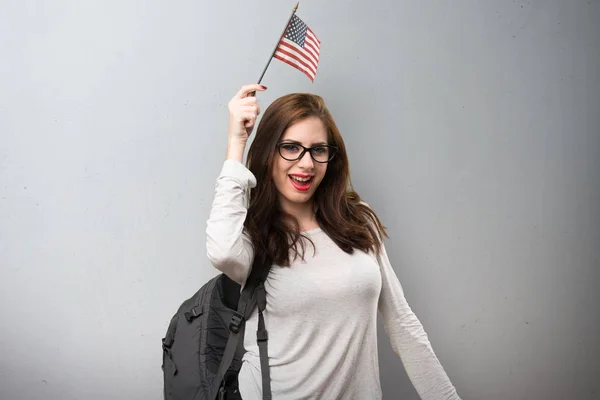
[206,160,460,400]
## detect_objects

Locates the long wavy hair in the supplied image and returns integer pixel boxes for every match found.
[244,93,387,268]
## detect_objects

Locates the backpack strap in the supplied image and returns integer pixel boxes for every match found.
[212,264,273,400]
[255,281,272,400]
[210,279,255,400]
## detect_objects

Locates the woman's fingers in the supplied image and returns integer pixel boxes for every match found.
[235,84,267,99]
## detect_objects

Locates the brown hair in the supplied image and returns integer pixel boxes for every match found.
[244,93,387,268]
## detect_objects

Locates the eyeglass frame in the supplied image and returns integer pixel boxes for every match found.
[275,142,338,163]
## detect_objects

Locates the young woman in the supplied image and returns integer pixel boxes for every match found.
[206,84,461,399]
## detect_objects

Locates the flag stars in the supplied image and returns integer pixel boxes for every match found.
[286,15,308,47]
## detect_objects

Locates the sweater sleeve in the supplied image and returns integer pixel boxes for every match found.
[205,160,256,285]
[377,241,461,400]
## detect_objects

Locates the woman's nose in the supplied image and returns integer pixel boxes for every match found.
[297,150,315,167]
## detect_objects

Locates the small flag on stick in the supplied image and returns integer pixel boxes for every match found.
[274,14,321,82]
[255,2,321,86]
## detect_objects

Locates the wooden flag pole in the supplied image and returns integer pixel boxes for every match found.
[249,2,299,96]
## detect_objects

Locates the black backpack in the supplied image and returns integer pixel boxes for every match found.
[162,267,272,400]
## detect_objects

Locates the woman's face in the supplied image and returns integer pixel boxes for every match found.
[271,116,329,214]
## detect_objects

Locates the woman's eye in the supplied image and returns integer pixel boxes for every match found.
[282,144,300,152]
[313,146,327,154]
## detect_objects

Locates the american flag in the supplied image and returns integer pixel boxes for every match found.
[274,14,321,82]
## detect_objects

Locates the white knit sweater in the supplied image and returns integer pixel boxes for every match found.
[206,160,460,400]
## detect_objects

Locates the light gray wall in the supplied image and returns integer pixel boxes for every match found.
[1,0,598,399]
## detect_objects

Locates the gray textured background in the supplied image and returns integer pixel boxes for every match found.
[1,0,599,399]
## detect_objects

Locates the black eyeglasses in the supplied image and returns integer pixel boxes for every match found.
[276,142,338,163]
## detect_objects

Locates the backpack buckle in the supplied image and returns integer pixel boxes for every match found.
[184,306,202,322]
[257,329,268,342]
[229,312,243,333]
